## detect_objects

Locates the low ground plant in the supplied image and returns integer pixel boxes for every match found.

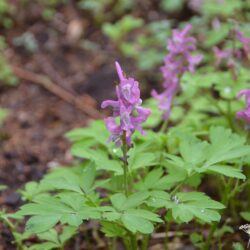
[1,22,250,250]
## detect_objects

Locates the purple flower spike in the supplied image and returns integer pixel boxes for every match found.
[236,89,250,123]
[152,24,202,120]
[101,62,151,145]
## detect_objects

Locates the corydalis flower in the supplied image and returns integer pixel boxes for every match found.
[236,89,250,123]
[213,47,232,66]
[213,30,250,66]
[236,31,250,58]
[152,24,202,120]
[101,62,151,145]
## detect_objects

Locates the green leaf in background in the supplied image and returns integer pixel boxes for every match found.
[165,192,225,223]
[121,208,162,234]
[205,127,250,167]
[146,190,170,208]
[205,24,230,48]
[101,221,126,237]
[110,192,149,211]
[202,0,242,17]
[70,143,123,175]
[107,192,161,234]
[203,165,245,179]
[160,0,184,13]
[0,185,7,191]
[166,127,249,180]
[102,15,144,42]
[26,215,60,234]
[37,229,59,244]
[65,120,108,146]
[29,242,59,250]
[233,242,245,250]
[136,168,186,191]
[143,98,162,128]
[0,108,8,124]
[42,163,97,194]
[240,211,250,221]
[18,181,53,201]
[16,194,101,233]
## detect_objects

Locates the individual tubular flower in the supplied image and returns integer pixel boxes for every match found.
[101,62,151,145]
[236,89,250,123]
[213,47,232,67]
[236,31,250,58]
[152,24,203,120]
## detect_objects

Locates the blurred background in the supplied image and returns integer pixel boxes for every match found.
[0,0,250,247]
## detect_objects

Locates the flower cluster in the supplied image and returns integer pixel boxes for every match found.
[101,62,151,145]
[236,89,250,123]
[152,24,203,120]
[213,30,250,66]
[236,31,250,58]
[213,47,232,67]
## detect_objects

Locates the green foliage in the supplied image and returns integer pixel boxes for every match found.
[0,0,15,28]
[104,192,162,234]
[0,108,8,124]
[166,127,249,180]
[0,36,18,86]
[78,0,111,16]
[166,192,224,223]
[78,0,134,22]
[160,0,184,13]
[201,0,243,18]
[233,242,245,250]
[28,226,77,250]
[13,120,237,248]
[0,185,7,191]
[240,211,250,221]
[102,15,144,43]
[102,17,170,70]
[3,1,250,249]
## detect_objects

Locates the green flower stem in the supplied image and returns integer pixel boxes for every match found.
[122,131,129,197]
[142,235,149,250]
[204,222,218,250]
[164,182,183,250]
[130,233,137,250]
[226,100,235,131]
[121,132,138,250]
[160,120,168,133]
[164,221,170,250]
[111,238,117,250]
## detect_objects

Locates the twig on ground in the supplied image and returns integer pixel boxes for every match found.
[12,66,103,119]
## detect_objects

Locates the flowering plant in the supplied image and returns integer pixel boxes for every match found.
[1,24,250,250]
[152,24,202,120]
[101,61,150,145]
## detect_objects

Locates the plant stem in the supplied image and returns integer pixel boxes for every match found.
[142,235,149,250]
[111,238,117,250]
[121,131,129,196]
[164,221,170,250]
[226,100,235,131]
[160,120,168,133]
[2,216,24,250]
[204,222,218,250]
[121,133,138,249]
[131,234,137,250]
